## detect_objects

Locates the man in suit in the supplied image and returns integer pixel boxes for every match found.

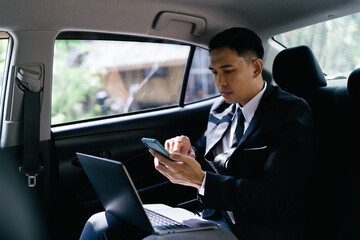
[149,27,316,239]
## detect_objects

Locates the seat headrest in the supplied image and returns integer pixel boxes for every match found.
[347,68,360,98]
[273,45,327,93]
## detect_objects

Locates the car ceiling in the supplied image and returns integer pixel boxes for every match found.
[1,0,360,47]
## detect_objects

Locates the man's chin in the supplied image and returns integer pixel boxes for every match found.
[222,96,236,104]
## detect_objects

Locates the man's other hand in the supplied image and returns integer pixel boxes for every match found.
[165,135,195,158]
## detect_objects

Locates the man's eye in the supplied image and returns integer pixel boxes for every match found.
[224,69,234,74]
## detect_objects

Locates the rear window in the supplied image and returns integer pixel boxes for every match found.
[274,12,360,85]
[52,34,217,125]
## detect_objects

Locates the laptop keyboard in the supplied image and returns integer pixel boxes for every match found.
[145,208,190,231]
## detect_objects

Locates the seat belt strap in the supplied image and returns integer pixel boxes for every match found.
[17,64,44,188]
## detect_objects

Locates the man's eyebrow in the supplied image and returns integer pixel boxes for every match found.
[209,64,233,70]
[220,64,233,69]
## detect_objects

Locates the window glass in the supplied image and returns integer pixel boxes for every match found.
[185,47,218,103]
[0,32,9,96]
[52,39,190,124]
[273,12,360,83]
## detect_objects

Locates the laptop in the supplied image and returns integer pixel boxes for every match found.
[76,152,218,235]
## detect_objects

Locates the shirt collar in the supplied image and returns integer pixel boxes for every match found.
[237,81,267,123]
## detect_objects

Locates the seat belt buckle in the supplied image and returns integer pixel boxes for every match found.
[19,165,44,188]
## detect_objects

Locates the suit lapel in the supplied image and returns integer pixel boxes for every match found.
[236,84,275,147]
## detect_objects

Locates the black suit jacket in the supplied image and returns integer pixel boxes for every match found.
[194,84,316,239]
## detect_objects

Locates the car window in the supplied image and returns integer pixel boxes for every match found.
[273,12,360,85]
[185,47,218,103]
[52,37,191,124]
[52,34,219,125]
[0,32,9,98]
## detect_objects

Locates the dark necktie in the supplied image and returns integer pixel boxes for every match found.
[231,107,244,147]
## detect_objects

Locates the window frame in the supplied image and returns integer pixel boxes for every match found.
[0,33,13,136]
[52,31,217,126]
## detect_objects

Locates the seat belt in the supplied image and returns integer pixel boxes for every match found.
[17,64,44,188]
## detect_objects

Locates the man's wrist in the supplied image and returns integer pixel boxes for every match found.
[198,171,207,195]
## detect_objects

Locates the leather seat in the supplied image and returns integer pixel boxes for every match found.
[342,68,360,240]
[272,45,353,240]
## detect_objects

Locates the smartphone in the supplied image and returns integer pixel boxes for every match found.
[141,137,171,160]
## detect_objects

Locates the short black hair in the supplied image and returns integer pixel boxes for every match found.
[209,27,264,60]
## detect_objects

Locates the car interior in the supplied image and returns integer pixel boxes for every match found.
[0,0,359,239]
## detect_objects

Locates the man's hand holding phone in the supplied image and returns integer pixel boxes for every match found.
[142,136,204,190]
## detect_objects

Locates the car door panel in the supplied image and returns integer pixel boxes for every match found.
[52,98,216,237]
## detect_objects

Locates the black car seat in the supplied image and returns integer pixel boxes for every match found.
[341,68,360,240]
[272,45,351,240]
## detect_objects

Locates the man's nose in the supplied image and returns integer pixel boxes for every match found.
[216,73,227,86]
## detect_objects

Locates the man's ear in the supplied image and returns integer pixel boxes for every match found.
[252,58,263,78]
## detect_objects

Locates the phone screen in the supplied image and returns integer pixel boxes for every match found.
[141,137,171,159]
